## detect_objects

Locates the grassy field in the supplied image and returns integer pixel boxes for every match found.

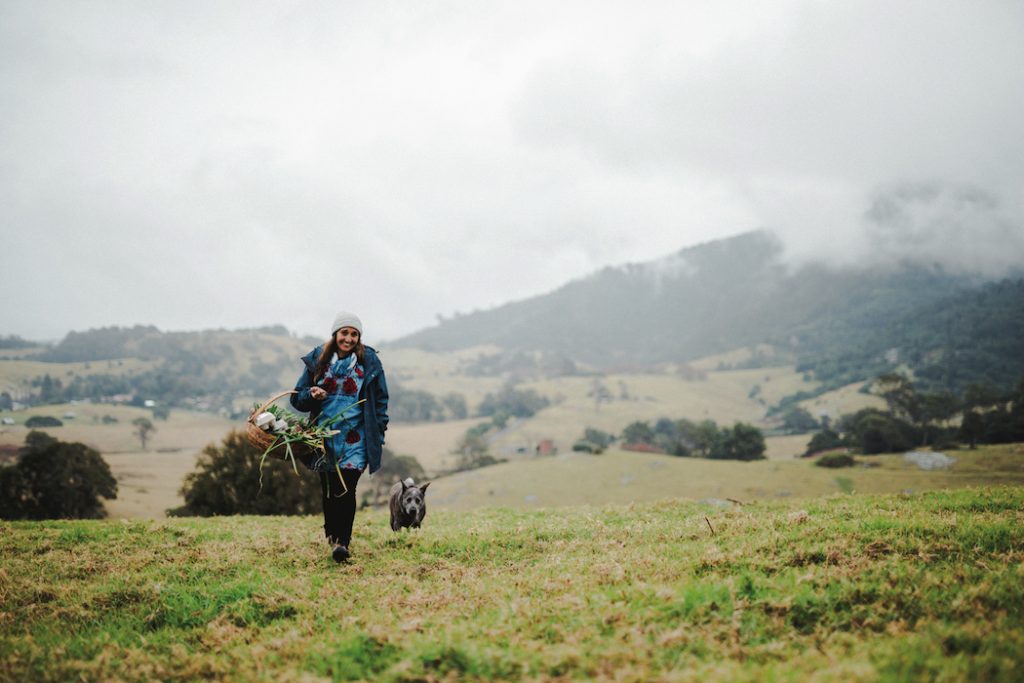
[428,444,1024,511]
[1,487,1021,681]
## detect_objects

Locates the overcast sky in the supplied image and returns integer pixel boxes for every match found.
[2,0,1022,343]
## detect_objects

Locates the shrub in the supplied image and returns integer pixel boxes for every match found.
[583,428,615,449]
[169,430,321,516]
[816,453,857,468]
[0,431,117,520]
[25,416,63,428]
[839,409,917,454]
[805,429,844,456]
[477,387,549,419]
[572,440,604,454]
[708,423,766,461]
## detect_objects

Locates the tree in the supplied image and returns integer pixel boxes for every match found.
[917,391,959,445]
[477,386,550,419]
[708,423,766,461]
[781,407,819,434]
[169,430,320,516]
[0,431,117,520]
[839,408,916,454]
[677,419,719,458]
[442,393,468,420]
[959,410,984,450]
[151,404,171,421]
[454,427,493,471]
[25,416,63,428]
[621,421,655,445]
[583,428,615,449]
[875,373,919,423]
[805,428,844,456]
[132,417,155,450]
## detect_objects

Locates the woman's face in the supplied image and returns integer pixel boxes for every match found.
[334,326,360,355]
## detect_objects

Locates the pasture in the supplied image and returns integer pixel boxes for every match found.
[427,444,1024,511]
[1,487,1021,681]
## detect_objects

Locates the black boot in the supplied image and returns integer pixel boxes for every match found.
[332,544,350,563]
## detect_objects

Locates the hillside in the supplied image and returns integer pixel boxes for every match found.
[391,231,1022,392]
[2,487,1021,681]
[427,444,1024,511]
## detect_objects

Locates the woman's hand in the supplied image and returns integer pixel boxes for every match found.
[310,387,327,400]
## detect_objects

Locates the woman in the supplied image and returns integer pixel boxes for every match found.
[291,312,389,563]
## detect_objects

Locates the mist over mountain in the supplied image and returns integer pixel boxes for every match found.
[391,231,1023,388]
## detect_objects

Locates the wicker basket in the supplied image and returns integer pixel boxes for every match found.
[246,390,321,464]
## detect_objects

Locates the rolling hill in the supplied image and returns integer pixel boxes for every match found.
[391,231,1024,391]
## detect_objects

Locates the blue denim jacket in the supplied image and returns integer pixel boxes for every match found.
[290,345,389,474]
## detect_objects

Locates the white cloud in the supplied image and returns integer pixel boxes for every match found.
[2,1,1022,342]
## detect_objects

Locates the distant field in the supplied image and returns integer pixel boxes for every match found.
[0,402,234,454]
[0,346,905,520]
[0,403,236,519]
[427,444,1024,512]
[102,451,201,519]
[385,417,489,474]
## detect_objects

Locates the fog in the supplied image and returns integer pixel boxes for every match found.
[2,1,1021,342]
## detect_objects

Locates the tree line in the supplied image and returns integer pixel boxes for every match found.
[575,418,767,461]
[805,372,1024,456]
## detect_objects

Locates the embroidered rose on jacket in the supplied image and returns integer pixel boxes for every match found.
[355,367,364,378]
[342,377,358,395]
[345,429,361,444]
[321,376,338,393]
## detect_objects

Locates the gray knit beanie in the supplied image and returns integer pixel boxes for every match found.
[330,312,363,337]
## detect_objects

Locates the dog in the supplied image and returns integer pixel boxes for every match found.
[389,477,430,531]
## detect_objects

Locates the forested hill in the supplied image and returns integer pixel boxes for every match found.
[391,231,1022,390]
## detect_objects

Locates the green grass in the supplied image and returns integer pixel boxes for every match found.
[427,443,1024,511]
[2,487,1023,681]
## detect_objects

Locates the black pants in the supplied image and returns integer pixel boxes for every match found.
[319,468,363,547]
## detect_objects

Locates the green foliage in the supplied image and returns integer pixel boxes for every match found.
[170,430,321,516]
[582,427,615,449]
[621,421,656,446]
[797,278,1024,394]
[0,431,117,520]
[780,406,819,433]
[453,424,502,472]
[37,325,160,362]
[477,386,550,419]
[815,453,857,468]
[0,334,38,349]
[571,440,604,454]
[804,428,844,456]
[839,408,917,455]
[24,415,63,428]
[151,404,171,421]
[708,422,766,461]
[389,384,445,422]
[131,417,155,451]
[442,392,468,419]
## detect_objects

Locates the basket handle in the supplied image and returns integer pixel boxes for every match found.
[249,390,298,422]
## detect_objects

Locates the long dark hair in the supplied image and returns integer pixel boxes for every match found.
[314,335,365,382]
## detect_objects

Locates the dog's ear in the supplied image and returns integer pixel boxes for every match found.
[419,482,430,494]
[401,479,408,492]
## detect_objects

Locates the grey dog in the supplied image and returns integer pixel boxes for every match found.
[389,478,430,531]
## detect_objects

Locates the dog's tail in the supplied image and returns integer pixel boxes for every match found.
[403,477,415,487]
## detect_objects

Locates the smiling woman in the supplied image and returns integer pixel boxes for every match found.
[289,312,390,564]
